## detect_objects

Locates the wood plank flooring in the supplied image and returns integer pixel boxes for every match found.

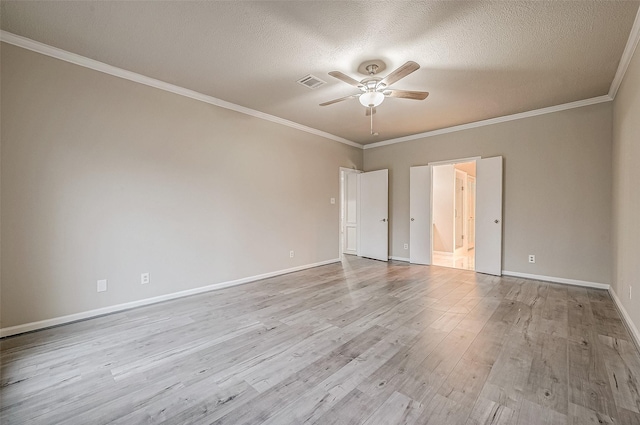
[2,256,640,424]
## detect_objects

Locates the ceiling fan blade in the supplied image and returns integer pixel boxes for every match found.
[383,89,429,100]
[365,107,377,117]
[319,94,359,106]
[328,71,363,88]
[380,61,420,87]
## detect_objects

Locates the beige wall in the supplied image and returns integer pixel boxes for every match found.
[364,102,613,283]
[0,40,627,332]
[455,161,476,177]
[612,43,640,332]
[0,44,362,328]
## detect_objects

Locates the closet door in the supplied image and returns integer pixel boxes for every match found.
[358,169,388,261]
[410,165,432,265]
[475,156,503,276]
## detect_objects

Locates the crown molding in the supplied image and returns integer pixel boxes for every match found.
[363,95,613,150]
[609,4,640,99]
[4,17,637,153]
[0,31,363,150]
[364,4,639,150]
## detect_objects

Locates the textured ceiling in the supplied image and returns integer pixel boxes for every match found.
[1,1,639,145]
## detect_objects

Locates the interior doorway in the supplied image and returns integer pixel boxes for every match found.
[410,156,502,275]
[339,168,361,256]
[431,161,476,271]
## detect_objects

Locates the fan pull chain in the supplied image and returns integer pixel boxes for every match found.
[370,107,379,136]
[370,107,375,135]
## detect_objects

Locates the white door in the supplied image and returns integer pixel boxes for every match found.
[475,156,503,275]
[341,170,360,255]
[410,165,432,265]
[358,169,388,261]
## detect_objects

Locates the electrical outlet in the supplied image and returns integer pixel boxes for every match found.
[528,255,535,263]
[290,250,294,258]
[97,279,107,292]
[404,243,409,250]
[141,273,150,285]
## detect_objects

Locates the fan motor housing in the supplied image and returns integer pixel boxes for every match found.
[357,60,386,76]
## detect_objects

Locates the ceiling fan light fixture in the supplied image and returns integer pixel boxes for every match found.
[359,91,384,108]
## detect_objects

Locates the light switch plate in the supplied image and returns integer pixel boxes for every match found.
[97,279,107,292]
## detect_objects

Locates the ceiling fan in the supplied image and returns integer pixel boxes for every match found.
[320,60,430,117]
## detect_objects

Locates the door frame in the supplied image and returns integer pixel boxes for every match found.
[339,167,362,257]
[427,156,480,269]
[411,156,502,275]
[428,156,481,167]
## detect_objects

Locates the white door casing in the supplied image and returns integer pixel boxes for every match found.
[410,165,432,265]
[358,169,389,262]
[475,156,503,276]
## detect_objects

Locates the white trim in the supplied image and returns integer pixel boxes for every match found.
[609,287,640,352]
[3,29,631,151]
[339,167,362,173]
[0,31,362,150]
[363,95,612,150]
[362,2,640,151]
[609,5,640,98]
[428,156,481,167]
[502,270,609,290]
[389,256,410,262]
[0,258,341,338]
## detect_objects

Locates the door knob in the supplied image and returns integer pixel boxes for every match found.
[382,218,387,222]
[494,219,499,224]
[411,218,415,221]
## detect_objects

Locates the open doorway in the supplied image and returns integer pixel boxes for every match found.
[410,156,502,275]
[431,161,476,270]
[339,168,361,256]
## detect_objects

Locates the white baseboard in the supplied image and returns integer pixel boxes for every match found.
[501,270,609,290]
[609,287,640,351]
[0,258,341,338]
[389,256,410,262]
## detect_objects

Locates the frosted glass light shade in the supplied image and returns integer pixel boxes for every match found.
[359,91,384,107]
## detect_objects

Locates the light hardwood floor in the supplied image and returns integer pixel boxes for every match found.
[2,257,640,424]
[432,249,475,271]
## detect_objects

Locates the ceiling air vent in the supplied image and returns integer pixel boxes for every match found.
[297,74,326,90]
